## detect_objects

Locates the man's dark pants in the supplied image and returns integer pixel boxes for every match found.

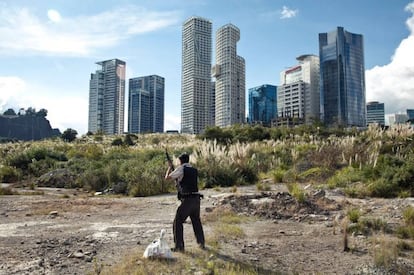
[173,197,205,250]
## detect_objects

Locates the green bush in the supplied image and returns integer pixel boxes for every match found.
[77,168,108,192]
[28,158,57,177]
[0,165,20,182]
[367,178,398,198]
[396,226,414,239]
[347,208,361,223]
[272,168,286,183]
[348,218,390,235]
[298,167,328,182]
[121,154,168,197]
[327,167,363,189]
[286,182,306,203]
[6,146,67,177]
[67,144,103,160]
[111,138,124,146]
[403,206,414,226]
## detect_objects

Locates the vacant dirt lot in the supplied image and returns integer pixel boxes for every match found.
[1,184,414,274]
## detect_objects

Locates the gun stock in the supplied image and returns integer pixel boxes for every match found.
[165,148,174,170]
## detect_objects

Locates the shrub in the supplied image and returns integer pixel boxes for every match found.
[396,226,414,239]
[372,236,398,269]
[327,167,363,189]
[61,128,77,142]
[272,168,286,183]
[0,165,20,182]
[282,169,299,183]
[256,182,271,191]
[298,167,328,182]
[6,146,67,178]
[111,138,124,146]
[28,158,56,177]
[347,208,361,223]
[77,168,108,192]
[367,178,398,198]
[353,218,390,235]
[286,182,306,203]
[403,206,414,226]
[67,144,103,160]
[121,155,167,197]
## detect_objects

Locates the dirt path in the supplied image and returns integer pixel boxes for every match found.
[1,185,414,274]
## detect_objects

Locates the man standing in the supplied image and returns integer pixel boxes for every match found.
[165,153,205,252]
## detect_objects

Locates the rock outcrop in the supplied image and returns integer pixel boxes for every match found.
[0,115,60,141]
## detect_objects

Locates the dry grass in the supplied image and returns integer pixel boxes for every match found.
[95,247,259,275]
[96,207,257,275]
[372,235,398,269]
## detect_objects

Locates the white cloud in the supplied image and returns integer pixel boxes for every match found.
[1,75,180,134]
[0,76,26,111]
[0,5,180,56]
[280,6,298,19]
[0,76,88,134]
[366,1,414,114]
[165,114,181,131]
[47,9,61,23]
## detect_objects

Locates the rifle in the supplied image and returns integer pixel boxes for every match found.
[165,149,181,199]
[165,148,174,170]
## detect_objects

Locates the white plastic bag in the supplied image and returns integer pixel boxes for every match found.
[143,229,173,259]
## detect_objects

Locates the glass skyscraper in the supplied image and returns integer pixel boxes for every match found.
[366,101,385,126]
[213,24,246,127]
[319,27,366,127]
[406,109,414,121]
[88,59,126,135]
[128,75,164,134]
[181,16,214,134]
[248,85,277,126]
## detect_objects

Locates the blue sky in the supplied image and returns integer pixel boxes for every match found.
[0,0,413,134]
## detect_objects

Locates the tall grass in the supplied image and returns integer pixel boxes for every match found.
[1,124,414,198]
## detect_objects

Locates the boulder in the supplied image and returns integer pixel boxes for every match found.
[36,169,77,188]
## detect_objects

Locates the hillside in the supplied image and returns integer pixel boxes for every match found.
[0,115,60,141]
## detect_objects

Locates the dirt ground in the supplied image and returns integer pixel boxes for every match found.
[1,183,414,274]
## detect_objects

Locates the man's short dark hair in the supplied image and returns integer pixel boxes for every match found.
[179,153,189,163]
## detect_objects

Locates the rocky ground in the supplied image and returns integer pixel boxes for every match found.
[1,183,414,274]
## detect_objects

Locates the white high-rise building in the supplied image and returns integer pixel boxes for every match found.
[181,16,214,134]
[213,24,245,127]
[88,59,126,134]
[278,54,320,123]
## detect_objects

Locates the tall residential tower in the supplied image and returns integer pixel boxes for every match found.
[213,24,246,127]
[128,75,165,134]
[88,59,126,134]
[278,55,320,124]
[319,27,366,127]
[181,16,213,134]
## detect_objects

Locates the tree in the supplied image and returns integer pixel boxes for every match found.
[61,128,78,142]
[3,108,16,116]
[25,107,36,116]
[36,108,48,117]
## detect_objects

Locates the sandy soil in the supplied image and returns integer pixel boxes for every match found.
[1,184,414,274]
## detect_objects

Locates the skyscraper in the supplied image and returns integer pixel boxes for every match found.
[213,23,246,127]
[88,59,126,135]
[278,55,320,124]
[248,84,277,126]
[181,16,213,134]
[366,101,385,126]
[319,27,366,127]
[128,75,165,134]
